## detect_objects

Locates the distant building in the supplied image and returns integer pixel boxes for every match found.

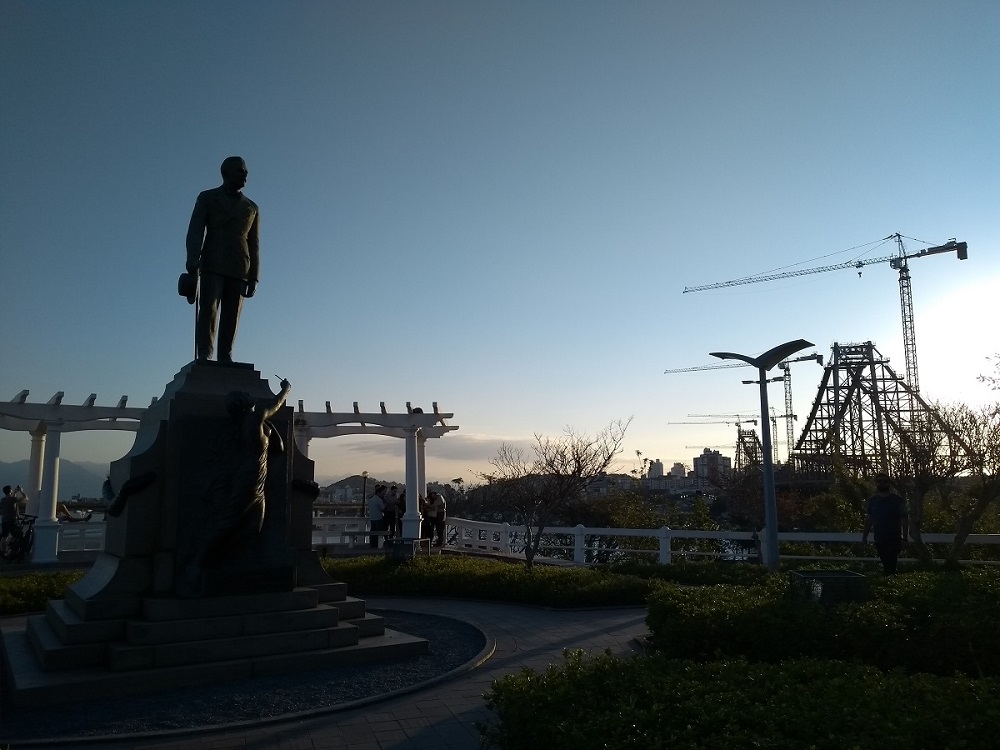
[692,448,732,482]
[669,462,686,478]
[648,459,664,479]
[585,473,635,496]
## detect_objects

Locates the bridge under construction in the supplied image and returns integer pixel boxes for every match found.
[774,340,967,478]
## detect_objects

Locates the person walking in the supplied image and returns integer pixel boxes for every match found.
[862,472,908,574]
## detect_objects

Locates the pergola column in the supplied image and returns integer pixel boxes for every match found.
[32,427,62,563]
[27,425,46,516]
[401,427,422,540]
[417,432,427,499]
[293,417,310,458]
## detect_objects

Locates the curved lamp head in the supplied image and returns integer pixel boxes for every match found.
[710,338,814,372]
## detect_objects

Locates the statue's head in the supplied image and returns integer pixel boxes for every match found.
[221,156,248,191]
[225,390,255,418]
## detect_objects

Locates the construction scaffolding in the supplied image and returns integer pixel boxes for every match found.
[735,428,764,472]
[792,341,967,477]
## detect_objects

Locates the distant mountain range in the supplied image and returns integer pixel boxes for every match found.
[0,460,108,500]
[319,474,400,492]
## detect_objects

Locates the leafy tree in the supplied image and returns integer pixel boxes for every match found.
[943,403,1000,564]
[477,419,631,568]
[885,401,970,563]
[566,488,665,564]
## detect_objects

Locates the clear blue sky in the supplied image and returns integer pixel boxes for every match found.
[2,1,997,486]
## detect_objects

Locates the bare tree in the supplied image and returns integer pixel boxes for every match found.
[977,355,1000,390]
[478,419,631,568]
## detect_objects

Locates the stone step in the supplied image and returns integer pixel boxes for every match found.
[107,622,360,671]
[343,612,386,638]
[64,587,140,621]
[2,625,429,710]
[330,595,367,621]
[309,581,347,602]
[125,603,341,646]
[141,587,320,621]
[46,600,125,645]
[26,616,105,671]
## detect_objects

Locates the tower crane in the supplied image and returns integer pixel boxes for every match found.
[776,353,823,461]
[682,233,968,393]
[665,354,823,462]
[669,418,758,426]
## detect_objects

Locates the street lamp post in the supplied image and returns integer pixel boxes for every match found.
[710,339,813,571]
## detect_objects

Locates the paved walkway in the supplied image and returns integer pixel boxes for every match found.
[26,598,649,750]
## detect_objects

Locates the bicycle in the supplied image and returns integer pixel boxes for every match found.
[0,514,36,563]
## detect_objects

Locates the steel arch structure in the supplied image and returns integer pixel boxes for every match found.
[792,341,968,477]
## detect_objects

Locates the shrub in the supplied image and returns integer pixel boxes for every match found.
[321,555,659,607]
[600,558,771,587]
[646,568,1000,676]
[0,571,84,615]
[481,650,1000,750]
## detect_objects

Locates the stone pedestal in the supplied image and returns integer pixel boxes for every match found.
[1,361,427,709]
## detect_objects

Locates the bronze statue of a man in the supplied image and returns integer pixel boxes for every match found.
[185,156,260,363]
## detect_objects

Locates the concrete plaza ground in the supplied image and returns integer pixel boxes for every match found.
[12,597,650,750]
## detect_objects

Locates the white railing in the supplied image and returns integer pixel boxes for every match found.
[446,517,1000,566]
[52,516,1000,566]
[57,521,107,552]
[311,516,370,548]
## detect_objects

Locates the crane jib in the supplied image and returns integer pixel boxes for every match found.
[682,238,967,293]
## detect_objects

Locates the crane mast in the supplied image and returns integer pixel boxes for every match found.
[891,235,920,392]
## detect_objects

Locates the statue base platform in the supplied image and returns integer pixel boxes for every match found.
[1,586,426,708]
[0,360,428,708]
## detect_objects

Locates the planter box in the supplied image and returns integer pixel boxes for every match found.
[789,570,869,605]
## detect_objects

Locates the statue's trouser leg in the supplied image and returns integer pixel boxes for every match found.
[215,276,245,362]
[196,273,224,360]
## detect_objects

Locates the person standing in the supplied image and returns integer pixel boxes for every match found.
[384,485,399,540]
[186,156,260,363]
[367,485,387,548]
[862,472,908,575]
[1,485,22,542]
[424,490,447,547]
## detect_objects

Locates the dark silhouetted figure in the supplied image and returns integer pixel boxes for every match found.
[186,156,260,363]
[862,472,908,574]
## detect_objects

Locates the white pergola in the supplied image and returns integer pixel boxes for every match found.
[2,390,458,562]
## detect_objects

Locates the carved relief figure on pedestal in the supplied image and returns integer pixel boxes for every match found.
[179,379,291,595]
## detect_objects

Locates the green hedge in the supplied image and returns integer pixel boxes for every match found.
[0,571,84,615]
[646,568,1000,677]
[321,555,658,607]
[481,650,1000,750]
[600,558,771,587]
[3,557,777,614]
